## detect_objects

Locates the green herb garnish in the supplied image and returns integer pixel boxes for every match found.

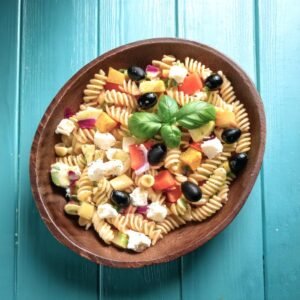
[128,95,216,148]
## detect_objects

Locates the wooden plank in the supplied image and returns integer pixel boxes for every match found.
[258,1,300,299]
[17,1,99,299]
[98,1,181,299]
[177,1,265,299]
[0,1,20,299]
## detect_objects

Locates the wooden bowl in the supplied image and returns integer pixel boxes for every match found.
[30,38,266,268]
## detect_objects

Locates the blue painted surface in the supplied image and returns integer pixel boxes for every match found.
[0,0,299,299]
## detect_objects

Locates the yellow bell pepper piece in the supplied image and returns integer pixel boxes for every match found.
[139,80,166,93]
[180,148,202,170]
[107,67,125,85]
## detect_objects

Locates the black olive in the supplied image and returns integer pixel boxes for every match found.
[127,66,146,81]
[222,128,242,144]
[111,190,130,208]
[181,181,202,202]
[229,153,248,174]
[147,143,167,165]
[138,93,157,109]
[204,73,223,90]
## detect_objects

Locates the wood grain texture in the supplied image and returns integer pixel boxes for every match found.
[17,1,98,299]
[177,1,265,299]
[98,1,181,298]
[0,1,20,299]
[259,0,300,299]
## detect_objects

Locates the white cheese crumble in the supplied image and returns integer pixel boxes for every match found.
[87,159,123,181]
[130,187,148,207]
[126,230,151,252]
[97,203,118,219]
[146,202,168,222]
[201,137,223,159]
[94,132,116,150]
[168,65,188,84]
[55,119,75,136]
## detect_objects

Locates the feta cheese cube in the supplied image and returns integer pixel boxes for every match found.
[146,202,168,222]
[130,187,148,207]
[126,230,151,252]
[169,65,188,84]
[94,132,116,150]
[201,137,223,159]
[55,119,75,136]
[97,203,118,219]
[88,159,123,181]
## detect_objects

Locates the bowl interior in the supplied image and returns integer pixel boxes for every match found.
[30,39,265,268]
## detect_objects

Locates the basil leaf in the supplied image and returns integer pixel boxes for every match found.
[175,101,216,129]
[128,112,162,139]
[157,95,179,123]
[160,124,181,148]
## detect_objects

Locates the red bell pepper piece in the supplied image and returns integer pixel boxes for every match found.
[166,186,181,203]
[153,170,176,191]
[104,82,122,92]
[179,73,203,95]
[129,144,146,170]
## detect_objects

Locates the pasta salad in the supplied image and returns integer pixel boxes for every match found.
[50,55,251,252]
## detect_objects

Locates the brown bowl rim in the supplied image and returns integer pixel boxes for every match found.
[30,37,266,268]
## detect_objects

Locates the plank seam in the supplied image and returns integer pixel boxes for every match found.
[14,0,23,299]
[254,1,267,299]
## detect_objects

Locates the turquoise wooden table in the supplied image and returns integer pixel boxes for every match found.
[1,0,299,299]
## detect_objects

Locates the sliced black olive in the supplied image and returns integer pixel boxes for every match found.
[127,66,146,81]
[181,181,202,202]
[229,153,248,174]
[138,93,157,109]
[111,190,130,208]
[147,143,167,165]
[222,128,242,144]
[204,73,223,90]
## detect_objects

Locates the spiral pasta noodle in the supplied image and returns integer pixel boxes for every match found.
[166,90,196,106]
[56,154,86,170]
[120,79,141,96]
[92,178,112,205]
[218,71,236,104]
[83,69,107,103]
[92,213,114,244]
[105,105,131,126]
[233,100,250,132]
[125,214,162,245]
[104,90,137,109]
[76,168,93,202]
[152,54,176,70]
[184,57,212,79]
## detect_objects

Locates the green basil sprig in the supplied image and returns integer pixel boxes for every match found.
[175,101,216,129]
[128,95,216,148]
[128,112,161,139]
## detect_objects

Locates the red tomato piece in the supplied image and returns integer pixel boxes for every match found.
[179,73,203,95]
[153,170,176,191]
[143,140,155,150]
[104,82,122,92]
[190,142,202,152]
[129,144,146,170]
[166,186,181,203]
